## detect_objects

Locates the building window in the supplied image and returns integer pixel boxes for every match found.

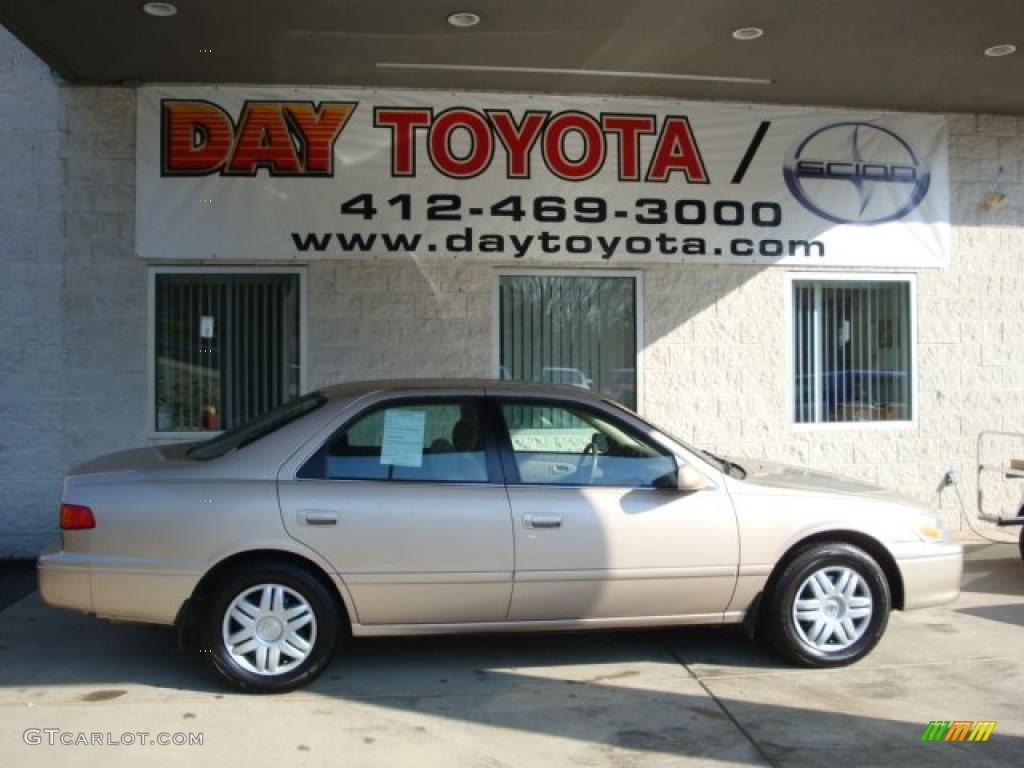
[153,271,303,433]
[497,273,638,409]
[792,277,913,424]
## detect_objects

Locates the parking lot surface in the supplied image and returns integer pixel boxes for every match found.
[1,540,1022,767]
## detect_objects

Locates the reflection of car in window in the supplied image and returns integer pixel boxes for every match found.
[601,367,636,405]
[538,366,592,389]
[796,369,909,422]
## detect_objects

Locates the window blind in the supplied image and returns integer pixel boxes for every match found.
[793,280,912,424]
[155,273,301,432]
[498,275,637,410]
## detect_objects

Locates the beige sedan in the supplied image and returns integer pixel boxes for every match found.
[38,380,962,692]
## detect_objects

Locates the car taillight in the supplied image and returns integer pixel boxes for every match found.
[60,503,95,530]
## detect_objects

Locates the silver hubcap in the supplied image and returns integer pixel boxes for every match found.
[222,584,317,676]
[792,566,873,653]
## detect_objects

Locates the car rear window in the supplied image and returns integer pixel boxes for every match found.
[188,392,327,460]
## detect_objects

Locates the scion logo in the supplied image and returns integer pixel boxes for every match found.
[783,122,930,225]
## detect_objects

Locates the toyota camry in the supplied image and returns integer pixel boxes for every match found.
[38,380,962,692]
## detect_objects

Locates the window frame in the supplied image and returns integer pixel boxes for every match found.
[492,395,679,489]
[784,271,918,431]
[491,268,645,413]
[146,266,308,440]
[297,396,505,486]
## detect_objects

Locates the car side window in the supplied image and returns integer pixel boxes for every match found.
[498,401,676,487]
[300,400,489,483]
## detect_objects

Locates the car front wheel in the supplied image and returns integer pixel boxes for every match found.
[765,542,891,667]
[203,562,339,692]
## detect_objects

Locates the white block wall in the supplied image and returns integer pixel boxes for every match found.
[1,29,144,556]
[2,27,1022,556]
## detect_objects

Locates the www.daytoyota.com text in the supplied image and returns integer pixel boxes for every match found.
[290,194,826,260]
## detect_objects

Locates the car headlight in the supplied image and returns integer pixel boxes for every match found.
[913,512,945,542]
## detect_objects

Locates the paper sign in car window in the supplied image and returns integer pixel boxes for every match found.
[380,409,426,467]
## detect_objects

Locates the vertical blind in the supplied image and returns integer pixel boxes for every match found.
[793,280,912,424]
[155,273,301,432]
[498,275,637,409]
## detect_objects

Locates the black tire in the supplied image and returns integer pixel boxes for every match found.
[202,561,340,693]
[1018,526,1024,561]
[763,542,891,667]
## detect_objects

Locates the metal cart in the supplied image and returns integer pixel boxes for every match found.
[976,431,1024,559]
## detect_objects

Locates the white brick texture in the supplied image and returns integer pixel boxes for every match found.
[0,29,143,556]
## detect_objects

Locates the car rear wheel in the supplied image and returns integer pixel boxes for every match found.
[203,561,339,692]
[765,542,891,667]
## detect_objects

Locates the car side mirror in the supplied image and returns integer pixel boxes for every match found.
[677,464,709,492]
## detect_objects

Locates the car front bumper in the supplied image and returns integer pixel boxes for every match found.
[894,541,963,610]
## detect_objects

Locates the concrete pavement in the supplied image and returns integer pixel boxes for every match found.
[1,541,1022,767]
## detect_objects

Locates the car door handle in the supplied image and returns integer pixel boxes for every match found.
[551,463,574,474]
[298,509,338,527]
[524,515,562,529]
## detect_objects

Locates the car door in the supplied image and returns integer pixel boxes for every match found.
[494,396,739,622]
[278,394,514,625]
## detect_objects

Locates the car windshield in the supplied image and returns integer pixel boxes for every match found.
[602,398,745,479]
[188,392,327,460]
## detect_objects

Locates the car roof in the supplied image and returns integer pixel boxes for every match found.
[318,378,605,402]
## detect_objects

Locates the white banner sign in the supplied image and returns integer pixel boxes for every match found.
[137,86,950,267]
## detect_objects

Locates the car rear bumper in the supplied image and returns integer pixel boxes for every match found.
[38,547,198,625]
[37,547,94,615]
[895,542,963,610]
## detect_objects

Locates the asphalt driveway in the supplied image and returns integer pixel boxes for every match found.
[1,540,1021,767]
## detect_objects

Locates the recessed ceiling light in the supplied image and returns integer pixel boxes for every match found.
[142,2,178,17]
[732,27,764,41]
[984,44,1017,57]
[447,12,481,28]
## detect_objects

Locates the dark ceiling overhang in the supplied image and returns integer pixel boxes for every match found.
[2,0,1022,114]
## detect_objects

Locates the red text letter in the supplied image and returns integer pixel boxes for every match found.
[646,116,708,183]
[543,111,605,181]
[374,108,432,176]
[162,100,234,175]
[286,102,356,175]
[227,102,302,175]
[429,108,493,178]
[489,110,546,178]
[602,114,656,181]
